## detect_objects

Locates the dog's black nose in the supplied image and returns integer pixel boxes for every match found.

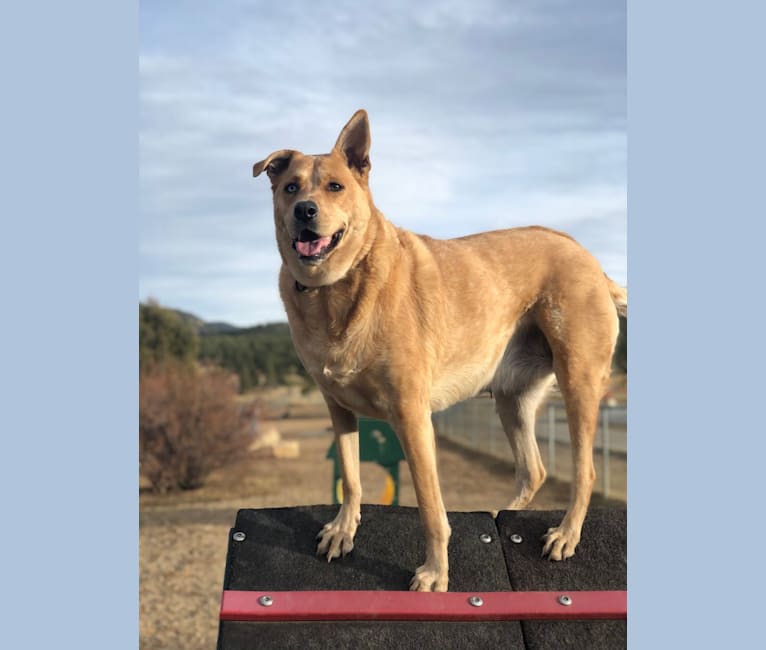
[294,200,319,222]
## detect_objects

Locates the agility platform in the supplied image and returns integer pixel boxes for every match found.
[218,505,626,649]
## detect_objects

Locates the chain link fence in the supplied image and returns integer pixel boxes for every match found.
[432,396,627,502]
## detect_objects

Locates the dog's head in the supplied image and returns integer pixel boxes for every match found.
[253,110,376,287]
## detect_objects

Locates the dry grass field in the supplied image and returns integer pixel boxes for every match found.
[139,391,625,650]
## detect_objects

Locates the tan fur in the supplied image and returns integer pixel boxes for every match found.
[253,110,627,592]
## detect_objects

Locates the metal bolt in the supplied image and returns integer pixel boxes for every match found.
[468,596,484,607]
[259,595,274,607]
[558,595,573,607]
[510,534,523,544]
[232,531,246,542]
[479,533,492,544]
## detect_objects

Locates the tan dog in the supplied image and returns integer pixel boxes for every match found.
[253,110,627,592]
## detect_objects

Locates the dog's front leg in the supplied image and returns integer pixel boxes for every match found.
[316,397,362,561]
[395,410,451,592]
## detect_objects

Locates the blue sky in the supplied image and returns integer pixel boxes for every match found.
[140,0,626,326]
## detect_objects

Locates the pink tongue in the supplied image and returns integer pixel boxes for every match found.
[296,236,332,256]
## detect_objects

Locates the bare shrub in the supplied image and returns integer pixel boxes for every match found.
[140,362,254,493]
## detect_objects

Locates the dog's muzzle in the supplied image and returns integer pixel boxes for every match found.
[292,228,344,263]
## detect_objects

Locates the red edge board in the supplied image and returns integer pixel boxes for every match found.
[220,590,627,622]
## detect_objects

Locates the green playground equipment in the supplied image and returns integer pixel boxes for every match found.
[326,417,405,505]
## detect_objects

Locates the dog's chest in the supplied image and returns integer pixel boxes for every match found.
[315,353,361,387]
[289,324,353,380]
[292,330,388,416]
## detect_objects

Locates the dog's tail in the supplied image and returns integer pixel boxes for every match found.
[606,275,628,317]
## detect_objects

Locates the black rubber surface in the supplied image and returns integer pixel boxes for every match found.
[219,621,526,649]
[225,505,512,592]
[218,505,626,649]
[497,508,627,649]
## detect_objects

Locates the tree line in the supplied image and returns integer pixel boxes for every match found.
[198,323,312,390]
[139,301,311,390]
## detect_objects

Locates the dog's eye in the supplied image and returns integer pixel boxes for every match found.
[327,182,344,192]
[284,182,299,194]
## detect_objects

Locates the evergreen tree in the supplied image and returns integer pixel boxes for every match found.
[139,300,199,368]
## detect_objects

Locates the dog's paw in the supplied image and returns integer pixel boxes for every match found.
[541,525,580,561]
[316,508,360,562]
[409,563,449,592]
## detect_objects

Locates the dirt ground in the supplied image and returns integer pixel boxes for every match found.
[140,412,625,650]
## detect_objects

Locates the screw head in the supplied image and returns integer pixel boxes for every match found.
[232,531,246,542]
[558,595,573,607]
[479,533,492,544]
[259,595,274,607]
[468,596,484,607]
[510,534,523,544]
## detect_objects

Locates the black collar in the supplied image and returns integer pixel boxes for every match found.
[295,280,311,293]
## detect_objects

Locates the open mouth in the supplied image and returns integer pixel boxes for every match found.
[292,228,344,263]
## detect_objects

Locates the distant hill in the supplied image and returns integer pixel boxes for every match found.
[167,308,203,330]
[168,308,289,337]
[162,308,305,391]
[199,321,243,335]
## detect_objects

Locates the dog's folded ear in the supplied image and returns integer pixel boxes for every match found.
[333,110,371,180]
[253,149,296,179]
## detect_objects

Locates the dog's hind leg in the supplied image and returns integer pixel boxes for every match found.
[539,296,619,561]
[540,367,604,560]
[495,374,556,510]
[316,397,362,561]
